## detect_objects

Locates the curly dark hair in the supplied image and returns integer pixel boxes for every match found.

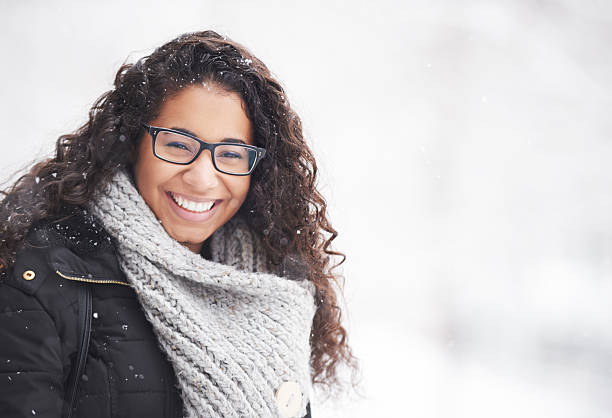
[0,30,359,393]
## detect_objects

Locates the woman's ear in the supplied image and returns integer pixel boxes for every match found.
[125,141,140,186]
[129,140,140,165]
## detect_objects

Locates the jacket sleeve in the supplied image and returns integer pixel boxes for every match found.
[0,280,65,417]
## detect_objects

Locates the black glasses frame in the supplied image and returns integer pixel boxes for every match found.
[142,123,267,176]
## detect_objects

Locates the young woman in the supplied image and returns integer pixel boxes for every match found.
[0,31,357,417]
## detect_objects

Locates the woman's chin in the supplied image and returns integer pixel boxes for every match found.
[179,239,206,253]
[163,228,208,252]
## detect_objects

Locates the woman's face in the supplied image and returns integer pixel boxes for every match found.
[133,84,254,253]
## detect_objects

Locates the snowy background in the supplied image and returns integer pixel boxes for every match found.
[2,1,612,417]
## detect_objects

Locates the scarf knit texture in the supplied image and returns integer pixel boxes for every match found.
[88,170,316,418]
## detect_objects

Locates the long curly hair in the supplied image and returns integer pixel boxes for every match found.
[0,30,358,392]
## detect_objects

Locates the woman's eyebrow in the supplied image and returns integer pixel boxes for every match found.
[170,126,246,144]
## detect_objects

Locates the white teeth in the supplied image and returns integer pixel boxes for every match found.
[171,193,215,213]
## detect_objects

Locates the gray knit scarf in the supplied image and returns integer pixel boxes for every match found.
[88,170,316,418]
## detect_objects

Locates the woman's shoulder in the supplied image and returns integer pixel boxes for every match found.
[26,207,116,255]
[1,207,123,306]
[0,213,86,341]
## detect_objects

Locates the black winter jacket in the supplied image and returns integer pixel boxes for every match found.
[0,211,313,418]
[0,212,184,417]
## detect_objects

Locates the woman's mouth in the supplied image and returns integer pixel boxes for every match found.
[166,192,220,221]
[169,192,216,213]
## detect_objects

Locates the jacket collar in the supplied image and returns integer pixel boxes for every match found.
[26,208,129,286]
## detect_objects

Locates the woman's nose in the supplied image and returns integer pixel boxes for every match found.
[182,150,221,189]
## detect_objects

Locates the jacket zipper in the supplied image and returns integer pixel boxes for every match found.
[56,270,130,286]
[58,269,129,416]
[66,285,92,418]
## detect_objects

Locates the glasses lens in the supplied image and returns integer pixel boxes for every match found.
[214,144,258,174]
[155,131,200,163]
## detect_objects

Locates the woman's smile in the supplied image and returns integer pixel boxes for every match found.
[166,191,221,222]
[168,192,217,212]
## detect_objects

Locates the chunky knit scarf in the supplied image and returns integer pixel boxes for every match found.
[88,170,316,418]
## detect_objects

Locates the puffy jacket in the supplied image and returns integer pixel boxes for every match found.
[0,210,313,417]
[0,211,184,417]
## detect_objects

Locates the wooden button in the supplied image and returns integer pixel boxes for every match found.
[22,270,36,281]
[275,381,302,418]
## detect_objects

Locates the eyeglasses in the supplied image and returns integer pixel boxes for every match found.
[142,123,266,176]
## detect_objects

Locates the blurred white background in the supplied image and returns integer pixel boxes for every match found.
[2,0,612,416]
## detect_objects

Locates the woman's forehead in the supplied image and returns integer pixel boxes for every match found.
[153,85,254,145]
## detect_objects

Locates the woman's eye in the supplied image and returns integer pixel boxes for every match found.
[219,152,243,159]
[167,142,190,151]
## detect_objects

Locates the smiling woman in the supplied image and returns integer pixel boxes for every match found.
[0,31,358,418]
